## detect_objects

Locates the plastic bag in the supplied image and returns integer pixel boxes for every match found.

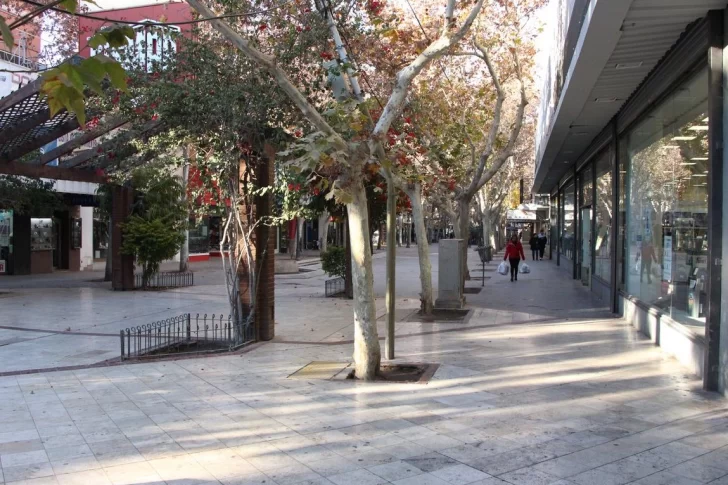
[520,263,531,274]
[498,261,509,275]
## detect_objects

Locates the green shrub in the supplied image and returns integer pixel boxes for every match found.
[321,245,346,278]
[121,216,186,288]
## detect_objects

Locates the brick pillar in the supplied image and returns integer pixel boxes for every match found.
[237,146,275,341]
[111,185,135,290]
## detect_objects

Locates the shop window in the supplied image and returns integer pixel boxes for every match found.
[561,181,575,262]
[594,152,612,282]
[623,68,709,336]
[579,166,593,275]
[189,217,210,254]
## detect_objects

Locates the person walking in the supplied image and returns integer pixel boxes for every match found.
[537,229,548,260]
[504,234,526,282]
[529,234,539,261]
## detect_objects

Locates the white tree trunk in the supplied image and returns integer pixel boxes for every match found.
[406,183,434,314]
[104,219,112,282]
[179,161,190,272]
[318,212,329,252]
[297,218,305,257]
[346,179,381,380]
[457,197,471,281]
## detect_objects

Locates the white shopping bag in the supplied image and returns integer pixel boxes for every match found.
[520,263,530,274]
[498,261,509,275]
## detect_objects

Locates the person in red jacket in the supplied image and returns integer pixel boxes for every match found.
[504,234,526,282]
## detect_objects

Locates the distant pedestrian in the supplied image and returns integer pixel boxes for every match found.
[529,234,539,261]
[537,229,547,260]
[504,234,526,282]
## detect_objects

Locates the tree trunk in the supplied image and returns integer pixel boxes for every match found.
[346,179,381,380]
[407,183,434,314]
[385,180,396,360]
[180,162,190,273]
[457,197,471,281]
[377,223,383,250]
[318,212,329,252]
[297,217,305,257]
[104,219,112,282]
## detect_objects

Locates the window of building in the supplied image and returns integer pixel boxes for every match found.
[561,180,575,262]
[594,151,612,282]
[578,166,593,275]
[623,68,708,336]
[550,193,558,259]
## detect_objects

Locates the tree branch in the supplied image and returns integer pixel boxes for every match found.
[186,0,347,152]
[463,38,506,199]
[370,0,485,143]
[473,48,528,194]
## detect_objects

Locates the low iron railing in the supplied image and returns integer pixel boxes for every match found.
[120,313,253,360]
[134,271,194,289]
[325,277,345,297]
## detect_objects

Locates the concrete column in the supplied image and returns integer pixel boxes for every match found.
[435,239,464,309]
[80,206,94,271]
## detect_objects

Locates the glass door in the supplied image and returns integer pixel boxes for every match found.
[581,206,592,286]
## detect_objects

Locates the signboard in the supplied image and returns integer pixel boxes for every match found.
[40,139,59,166]
[662,235,673,282]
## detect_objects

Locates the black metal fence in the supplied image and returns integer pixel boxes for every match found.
[134,271,194,289]
[120,313,253,360]
[325,277,345,297]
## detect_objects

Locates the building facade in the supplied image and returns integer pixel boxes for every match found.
[535,0,728,393]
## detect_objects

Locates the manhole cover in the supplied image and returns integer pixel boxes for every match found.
[288,361,351,380]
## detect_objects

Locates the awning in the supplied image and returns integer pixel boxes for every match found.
[506,209,537,222]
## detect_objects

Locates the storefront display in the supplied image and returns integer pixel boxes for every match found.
[30,218,53,251]
[623,68,709,332]
[0,210,10,274]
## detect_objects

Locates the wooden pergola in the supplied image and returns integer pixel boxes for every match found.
[0,78,161,289]
[0,77,163,182]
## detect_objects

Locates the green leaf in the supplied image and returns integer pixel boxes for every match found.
[69,97,86,125]
[104,61,128,91]
[0,16,13,51]
[59,0,79,12]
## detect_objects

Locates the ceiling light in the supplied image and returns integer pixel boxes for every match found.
[662,145,680,149]
[688,125,709,131]
[703,117,709,123]
[691,157,708,161]
[680,162,696,166]
[573,132,589,136]
[672,136,697,141]
[595,97,620,103]
[693,174,707,177]
[615,61,643,69]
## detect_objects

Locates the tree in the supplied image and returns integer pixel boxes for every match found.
[0,175,62,216]
[120,167,187,288]
[186,0,485,379]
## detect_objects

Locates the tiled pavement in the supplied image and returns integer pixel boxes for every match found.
[0,246,727,484]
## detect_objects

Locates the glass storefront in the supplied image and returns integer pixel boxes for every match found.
[594,151,613,282]
[189,217,210,254]
[622,68,709,336]
[560,180,575,262]
[550,193,558,259]
[578,166,593,281]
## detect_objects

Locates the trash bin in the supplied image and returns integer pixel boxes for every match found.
[476,246,492,263]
